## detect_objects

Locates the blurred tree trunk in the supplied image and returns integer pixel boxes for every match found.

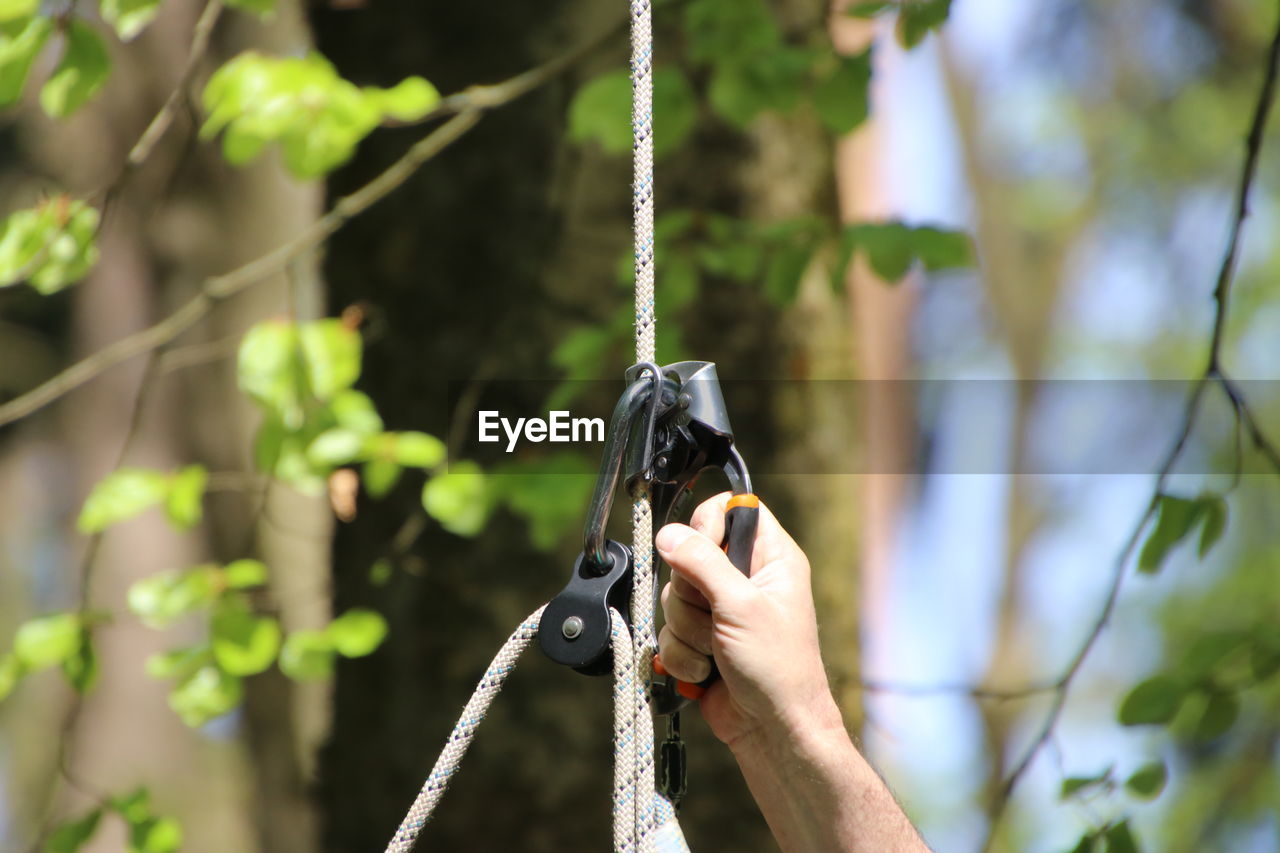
[0,2,323,852]
[941,44,1090,845]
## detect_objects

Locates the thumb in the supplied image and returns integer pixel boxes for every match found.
[655,523,753,610]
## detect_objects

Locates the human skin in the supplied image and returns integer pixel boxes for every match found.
[655,494,931,853]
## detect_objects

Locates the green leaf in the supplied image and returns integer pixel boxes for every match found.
[127,566,220,628]
[223,0,275,15]
[1067,833,1098,853]
[897,0,952,49]
[844,1,891,17]
[0,652,21,700]
[110,787,151,824]
[100,0,163,41]
[1102,820,1139,853]
[169,665,241,726]
[367,76,439,121]
[1137,494,1203,574]
[61,627,98,693]
[0,15,53,107]
[279,629,334,681]
[307,428,365,466]
[211,596,281,676]
[492,456,595,550]
[394,431,445,468]
[1118,675,1186,726]
[683,0,780,65]
[0,198,100,292]
[912,225,973,271]
[1251,627,1280,681]
[1124,761,1167,800]
[847,222,914,282]
[238,321,302,418]
[299,319,361,400]
[40,20,111,118]
[239,318,362,433]
[0,0,38,23]
[202,51,432,178]
[29,200,100,293]
[369,559,392,587]
[329,389,383,434]
[707,48,808,127]
[763,242,812,304]
[223,558,268,589]
[164,464,207,530]
[812,51,871,135]
[1191,691,1239,741]
[128,815,182,853]
[422,462,490,536]
[1061,767,1112,799]
[78,468,169,533]
[362,458,401,498]
[568,70,631,154]
[1197,494,1227,558]
[1181,631,1250,682]
[145,645,209,681]
[46,808,103,853]
[326,608,387,658]
[13,612,80,670]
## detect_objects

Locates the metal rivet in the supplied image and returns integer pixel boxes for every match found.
[561,616,584,640]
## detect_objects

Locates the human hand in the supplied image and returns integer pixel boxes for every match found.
[655,493,843,750]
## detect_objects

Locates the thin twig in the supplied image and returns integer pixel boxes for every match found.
[0,19,618,430]
[857,679,1057,701]
[26,352,160,852]
[126,1,224,171]
[980,14,1280,847]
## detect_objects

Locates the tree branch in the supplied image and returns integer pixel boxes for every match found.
[981,13,1280,846]
[0,23,616,429]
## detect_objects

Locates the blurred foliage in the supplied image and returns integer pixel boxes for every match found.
[0,197,99,293]
[49,787,182,853]
[201,52,439,178]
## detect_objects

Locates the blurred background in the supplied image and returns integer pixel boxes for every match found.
[1,0,1278,851]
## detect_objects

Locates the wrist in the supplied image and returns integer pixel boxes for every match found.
[728,691,849,762]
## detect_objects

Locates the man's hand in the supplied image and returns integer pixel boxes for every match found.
[655,493,844,749]
[655,493,932,853]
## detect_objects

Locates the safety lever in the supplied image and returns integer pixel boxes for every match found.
[539,362,758,708]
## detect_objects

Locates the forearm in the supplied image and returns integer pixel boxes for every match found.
[729,704,931,853]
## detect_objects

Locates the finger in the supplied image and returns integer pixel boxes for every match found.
[689,493,804,577]
[661,583,714,655]
[669,573,710,611]
[688,492,732,543]
[655,523,754,610]
[657,624,711,683]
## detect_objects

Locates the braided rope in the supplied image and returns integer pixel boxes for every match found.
[384,1,676,847]
[383,606,546,853]
[627,0,674,847]
[631,0,656,363]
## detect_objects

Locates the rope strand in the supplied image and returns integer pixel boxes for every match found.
[383,606,546,853]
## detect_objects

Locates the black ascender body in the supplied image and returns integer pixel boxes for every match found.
[538,361,758,715]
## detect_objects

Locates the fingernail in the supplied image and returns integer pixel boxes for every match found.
[655,524,694,554]
[688,658,711,682]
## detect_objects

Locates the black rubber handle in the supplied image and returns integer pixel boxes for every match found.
[652,495,758,714]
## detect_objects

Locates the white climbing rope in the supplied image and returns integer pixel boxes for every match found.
[383,1,686,850]
[383,606,547,853]
[383,605,677,853]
